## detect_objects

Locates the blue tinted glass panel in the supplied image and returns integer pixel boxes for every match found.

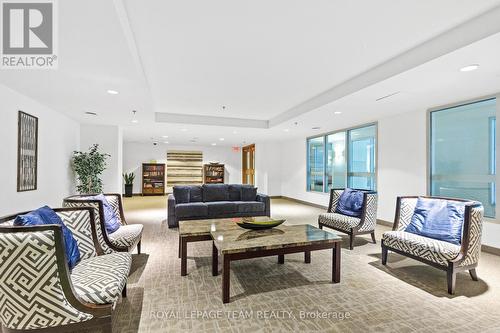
[347,125,376,190]
[307,136,324,192]
[325,132,347,191]
[430,98,496,217]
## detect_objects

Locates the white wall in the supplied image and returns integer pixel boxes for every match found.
[255,142,282,196]
[123,142,242,194]
[80,125,123,193]
[0,84,80,216]
[276,107,500,249]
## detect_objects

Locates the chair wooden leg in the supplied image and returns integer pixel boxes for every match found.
[137,240,141,254]
[469,268,478,281]
[447,265,456,295]
[318,223,323,229]
[349,234,354,250]
[103,317,112,333]
[381,245,388,265]
[371,231,376,244]
[122,284,127,298]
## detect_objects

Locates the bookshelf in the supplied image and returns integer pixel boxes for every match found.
[203,163,225,184]
[142,163,165,196]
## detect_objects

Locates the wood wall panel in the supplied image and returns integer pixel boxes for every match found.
[166,150,203,192]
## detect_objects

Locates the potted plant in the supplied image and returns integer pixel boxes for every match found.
[72,144,110,194]
[123,172,135,197]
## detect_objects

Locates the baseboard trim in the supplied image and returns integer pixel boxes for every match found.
[377,219,393,227]
[482,244,500,256]
[272,196,328,210]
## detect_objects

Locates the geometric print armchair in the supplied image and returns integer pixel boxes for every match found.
[318,188,378,250]
[63,194,143,255]
[381,196,484,294]
[0,207,131,332]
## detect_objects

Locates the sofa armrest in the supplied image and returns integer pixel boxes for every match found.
[256,193,271,217]
[167,194,178,228]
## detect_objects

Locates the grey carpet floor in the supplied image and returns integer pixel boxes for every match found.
[87,197,500,333]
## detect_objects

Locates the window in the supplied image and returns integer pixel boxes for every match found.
[307,124,377,192]
[348,125,376,190]
[307,136,324,192]
[430,98,496,217]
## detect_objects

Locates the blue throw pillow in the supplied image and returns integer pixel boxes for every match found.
[84,194,121,234]
[335,188,364,217]
[405,197,465,245]
[14,206,81,270]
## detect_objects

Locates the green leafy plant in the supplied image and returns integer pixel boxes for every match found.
[72,144,110,194]
[123,172,135,185]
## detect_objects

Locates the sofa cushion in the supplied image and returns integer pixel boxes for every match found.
[189,186,203,202]
[207,201,237,216]
[71,252,131,304]
[335,188,364,217]
[318,212,361,232]
[235,201,265,213]
[228,184,242,201]
[173,186,190,204]
[108,224,143,249]
[202,184,228,202]
[383,231,460,266]
[405,197,465,245]
[176,203,208,218]
[241,185,257,201]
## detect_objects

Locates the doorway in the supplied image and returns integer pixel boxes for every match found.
[242,144,255,185]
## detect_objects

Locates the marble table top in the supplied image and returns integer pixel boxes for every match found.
[179,216,276,237]
[211,224,341,255]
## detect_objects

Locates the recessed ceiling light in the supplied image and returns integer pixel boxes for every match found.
[232,130,237,134]
[211,143,217,146]
[163,141,169,144]
[162,135,168,138]
[84,111,97,116]
[131,119,138,123]
[131,110,138,123]
[460,64,479,72]
[219,138,225,141]
[107,89,119,95]
[181,128,188,132]
[312,127,321,130]
[334,111,342,115]
[283,129,289,132]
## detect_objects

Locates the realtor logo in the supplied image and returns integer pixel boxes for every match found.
[1,0,58,69]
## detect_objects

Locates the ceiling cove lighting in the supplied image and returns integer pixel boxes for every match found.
[131,110,138,123]
[107,89,119,95]
[211,143,217,146]
[162,135,168,138]
[181,128,188,132]
[460,64,480,72]
[219,138,225,141]
[163,141,169,144]
[283,129,289,132]
[334,111,342,115]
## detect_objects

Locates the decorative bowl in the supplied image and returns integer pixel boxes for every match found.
[236,218,285,230]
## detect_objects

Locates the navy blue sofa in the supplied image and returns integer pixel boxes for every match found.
[167,184,270,228]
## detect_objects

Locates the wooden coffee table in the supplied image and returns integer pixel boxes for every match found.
[178,217,268,276]
[211,224,342,303]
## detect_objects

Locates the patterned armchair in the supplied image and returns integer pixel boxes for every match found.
[0,207,131,332]
[318,188,378,249]
[381,196,484,294]
[63,194,143,254]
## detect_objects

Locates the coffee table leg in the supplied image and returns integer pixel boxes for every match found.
[304,251,311,263]
[178,235,181,258]
[222,255,230,303]
[332,242,341,283]
[212,242,218,276]
[278,254,285,264]
[180,237,187,276]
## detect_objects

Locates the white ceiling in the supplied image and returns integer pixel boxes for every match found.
[1,0,500,146]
